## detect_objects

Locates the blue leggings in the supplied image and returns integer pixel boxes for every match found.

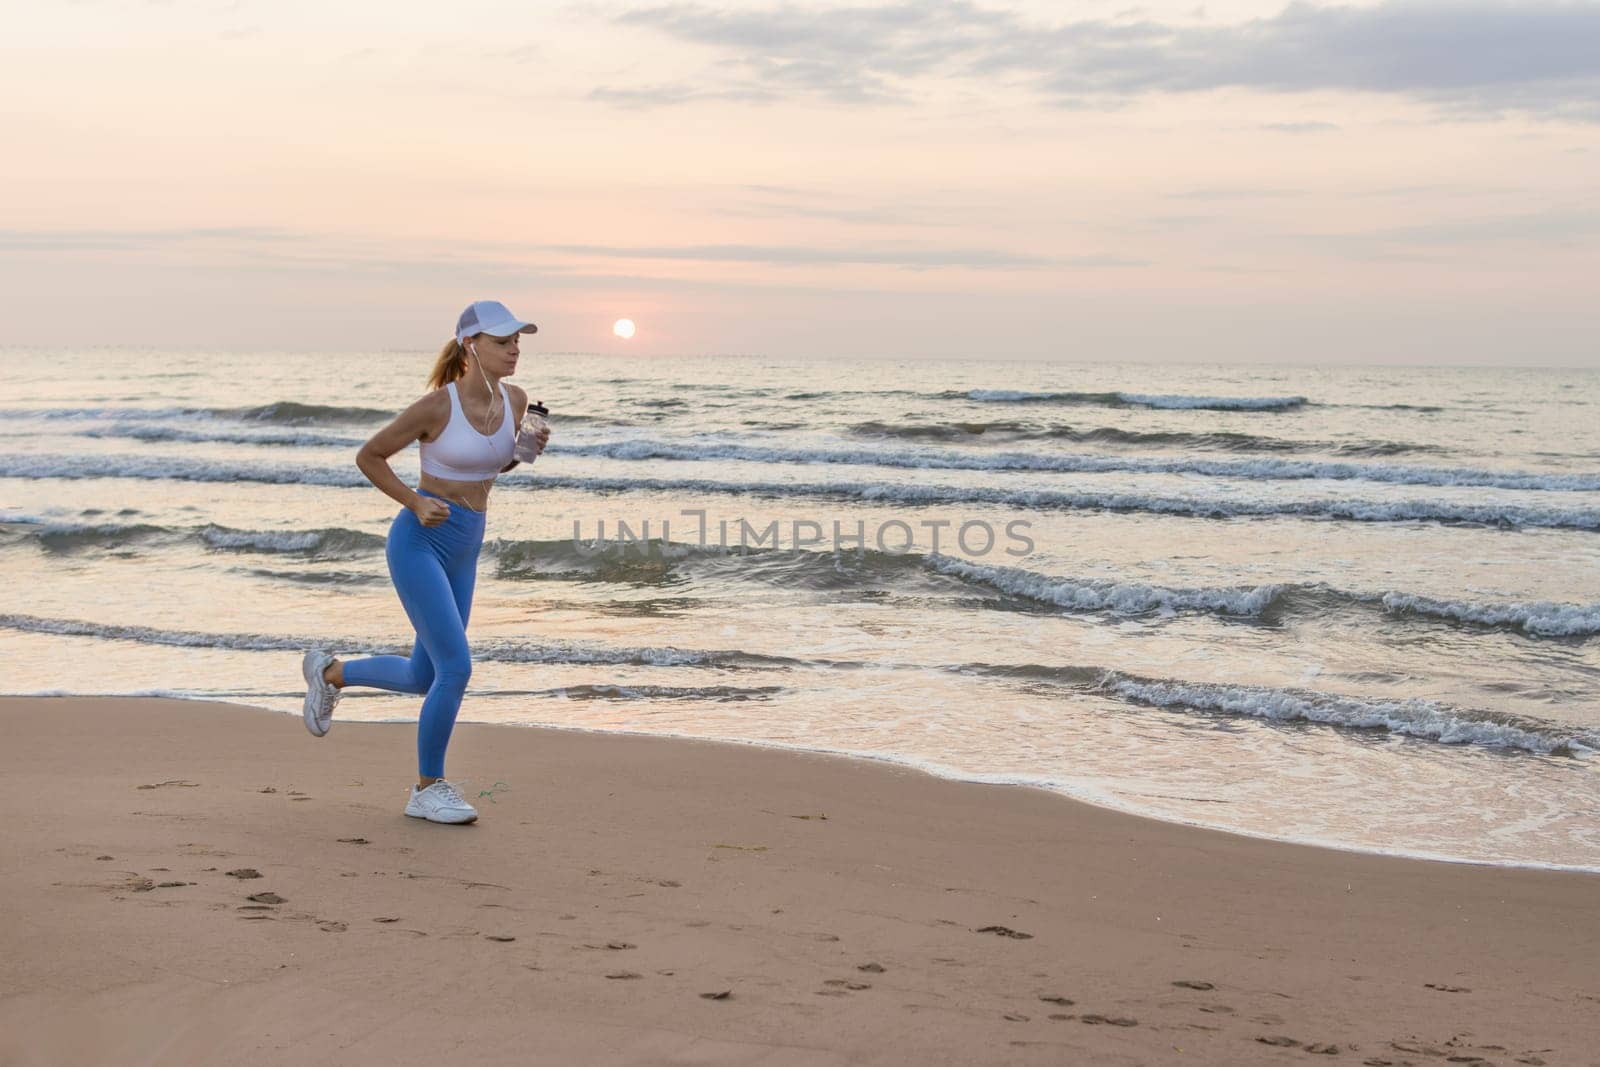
[340,491,486,778]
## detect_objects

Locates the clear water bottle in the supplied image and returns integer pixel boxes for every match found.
[513,400,550,464]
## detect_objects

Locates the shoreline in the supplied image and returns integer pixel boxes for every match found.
[23,689,1600,875]
[4,696,1595,1065]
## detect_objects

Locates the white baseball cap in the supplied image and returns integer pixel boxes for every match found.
[455,299,538,344]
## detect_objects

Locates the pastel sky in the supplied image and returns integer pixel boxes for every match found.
[3,0,1598,363]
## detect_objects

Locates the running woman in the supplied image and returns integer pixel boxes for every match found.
[299,300,549,824]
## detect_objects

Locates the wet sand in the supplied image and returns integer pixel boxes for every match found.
[1,696,1593,1065]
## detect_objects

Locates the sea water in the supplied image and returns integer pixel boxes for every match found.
[2,349,1597,869]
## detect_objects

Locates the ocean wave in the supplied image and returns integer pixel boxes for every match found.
[5,611,1593,756]
[1379,592,1600,638]
[7,455,1596,531]
[922,559,1600,636]
[0,453,370,487]
[226,401,392,425]
[490,533,1600,635]
[1096,672,1596,757]
[0,405,196,422]
[848,420,1438,456]
[925,556,1284,616]
[0,612,806,670]
[7,519,1592,638]
[550,437,1600,491]
[531,683,784,702]
[1115,392,1311,411]
[958,390,1310,411]
[525,472,1600,532]
[81,424,363,448]
[0,403,390,426]
[0,519,174,552]
[849,419,1035,441]
[199,525,386,556]
[0,518,386,558]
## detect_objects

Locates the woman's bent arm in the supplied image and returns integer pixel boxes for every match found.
[356,393,449,511]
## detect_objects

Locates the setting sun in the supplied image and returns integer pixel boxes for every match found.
[612,318,636,340]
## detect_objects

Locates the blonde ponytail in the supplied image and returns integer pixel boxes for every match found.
[427,339,468,390]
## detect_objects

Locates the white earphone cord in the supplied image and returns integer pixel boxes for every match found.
[468,343,501,437]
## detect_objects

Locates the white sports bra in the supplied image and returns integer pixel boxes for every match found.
[419,381,516,481]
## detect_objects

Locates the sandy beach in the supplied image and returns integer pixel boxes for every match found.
[1,696,1593,1065]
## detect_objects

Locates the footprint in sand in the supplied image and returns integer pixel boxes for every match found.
[316,920,347,933]
[247,892,286,904]
[1038,995,1074,1006]
[1172,980,1214,990]
[975,925,1033,940]
[1079,1014,1137,1027]
[485,935,516,942]
[226,868,262,879]
[1259,1035,1336,1054]
[606,971,643,980]
[857,962,886,973]
[1425,983,1471,993]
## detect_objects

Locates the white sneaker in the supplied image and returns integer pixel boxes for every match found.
[405,779,479,824]
[301,649,341,737]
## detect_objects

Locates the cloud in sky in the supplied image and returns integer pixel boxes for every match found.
[1,0,1595,362]
[0,226,1124,273]
[602,0,1600,119]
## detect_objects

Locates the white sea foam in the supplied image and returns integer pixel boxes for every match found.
[1100,674,1597,757]
[964,389,1310,410]
[528,473,1600,532]
[925,555,1283,616]
[82,424,361,448]
[6,455,1595,530]
[1381,592,1600,637]
[550,437,1600,491]
[0,613,795,670]
[1115,392,1310,411]
[0,453,369,487]
[199,528,329,552]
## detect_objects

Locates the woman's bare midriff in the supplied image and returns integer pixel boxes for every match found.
[418,473,496,513]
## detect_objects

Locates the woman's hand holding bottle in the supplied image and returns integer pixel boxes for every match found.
[513,401,551,464]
